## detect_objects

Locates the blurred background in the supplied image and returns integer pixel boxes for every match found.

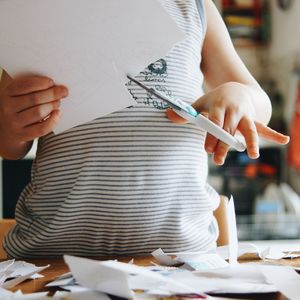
[1,0,300,242]
[208,0,300,241]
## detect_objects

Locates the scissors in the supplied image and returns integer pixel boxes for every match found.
[127,75,246,152]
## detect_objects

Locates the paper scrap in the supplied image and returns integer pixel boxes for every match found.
[217,242,300,262]
[0,288,110,300]
[0,0,185,133]
[0,260,49,289]
[174,253,229,270]
[0,288,49,300]
[260,265,300,300]
[58,290,110,300]
[45,272,75,288]
[64,255,133,299]
[227,196,238,264]
[193,264,278,294]
[151,248,181,266]
[64,255,208,298]
[152,249,228,271]
[1,265,49,289]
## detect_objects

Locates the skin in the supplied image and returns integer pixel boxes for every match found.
[166,0,289,165]
[0,71,68,159]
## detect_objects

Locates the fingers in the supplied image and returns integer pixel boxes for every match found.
[18,101,61,127]
[14,85,68,113]
[238,117,259,159]
[204,107,225,154]
[255,122,290,145]
[213,110,239,165]
[0,75,68,142]
[21,110,62,141]
[166,104,289,166]
[6,76,54,96]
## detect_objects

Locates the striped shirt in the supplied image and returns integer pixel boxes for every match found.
[4,0,220,258]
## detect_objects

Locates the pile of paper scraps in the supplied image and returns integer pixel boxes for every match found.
[2,243,300,300]
[1,197,300,299]
[0,259,48,290]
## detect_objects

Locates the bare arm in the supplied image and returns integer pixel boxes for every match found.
[201,0,272,125]
[167,0,288,165]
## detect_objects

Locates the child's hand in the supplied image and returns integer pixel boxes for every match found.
[0,75,68,142]
[166,82,289,165]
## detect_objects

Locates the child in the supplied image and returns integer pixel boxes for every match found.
[0,0,289,258]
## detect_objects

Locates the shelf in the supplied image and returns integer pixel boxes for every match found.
[232,39,269,48]
[220,0,271,47]
[223,5,256,11]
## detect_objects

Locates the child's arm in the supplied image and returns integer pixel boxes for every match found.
[0,71,68,160]
[167,0,289,165]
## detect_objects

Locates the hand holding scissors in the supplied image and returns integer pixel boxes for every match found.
[127,75,289,164]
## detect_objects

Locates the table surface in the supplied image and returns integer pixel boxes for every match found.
[7,254,300,300]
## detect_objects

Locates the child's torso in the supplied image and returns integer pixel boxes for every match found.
[4,0,220,258]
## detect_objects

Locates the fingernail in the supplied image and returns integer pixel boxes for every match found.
[251,152,260,159]
[215,157,224,165]
[62,87,69,97]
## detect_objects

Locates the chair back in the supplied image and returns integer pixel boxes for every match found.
[214,195,229,247]
[0,219,16,259]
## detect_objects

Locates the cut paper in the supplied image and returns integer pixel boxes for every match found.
[260,265,300,300]
[193,264,278,294]
[217,242,300,261]
[64,255,209,298]
[227,196,238,264]
[64,255,133,299]
[152,249,229,270]
[174,253,229,270]
[0,288,110,300]
[45,272,75,288]
[0,260,49,289]
[151,248,181,266]
[0,0,185,133]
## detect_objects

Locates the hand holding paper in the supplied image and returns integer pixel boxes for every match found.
[0,0,185,134]
[0,75,68,151]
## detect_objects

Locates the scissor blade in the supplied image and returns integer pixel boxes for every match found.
[127,75,181,110]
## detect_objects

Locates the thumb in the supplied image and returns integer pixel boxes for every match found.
[166,108,188,124]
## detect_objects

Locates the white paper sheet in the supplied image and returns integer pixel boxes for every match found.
[217,242,300,261]
[227,196,238,264]
[151,248,181,266]
[0,289,49,300]
[152,248,229,271]
[1,265,49,289]
[260,265,300,300]
[193,264,278,294]
[64,255,208,298]
[0,289,109,300]
[0,0,185,133]
[175,253,229,270]
[64,255,133,299]
[60,290,110,300]
[0,260,49,290]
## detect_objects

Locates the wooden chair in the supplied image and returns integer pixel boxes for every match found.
[214,195,229,247]
[0,219,16,259]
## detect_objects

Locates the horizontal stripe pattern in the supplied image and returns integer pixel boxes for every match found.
[4,0,220,258]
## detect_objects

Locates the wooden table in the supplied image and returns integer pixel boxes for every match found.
[7,254,300,300]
